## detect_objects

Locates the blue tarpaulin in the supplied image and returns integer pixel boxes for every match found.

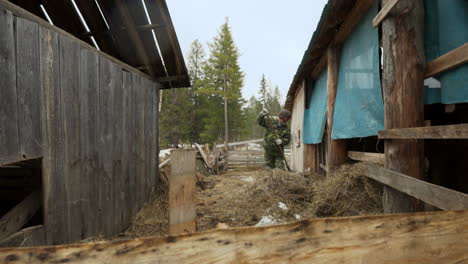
[303,70,328,144]
[424,0,468,104]
[331,2,384,140]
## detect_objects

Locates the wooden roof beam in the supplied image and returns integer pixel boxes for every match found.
[114,0,156,79]
[82,23,166,38]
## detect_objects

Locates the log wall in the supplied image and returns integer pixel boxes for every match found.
[0,6,160,245]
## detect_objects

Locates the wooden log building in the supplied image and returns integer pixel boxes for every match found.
[0,0,189,246]
[0,0,467,262]
[286,0,468,213]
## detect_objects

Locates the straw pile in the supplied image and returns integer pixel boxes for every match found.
[123,162,383,236]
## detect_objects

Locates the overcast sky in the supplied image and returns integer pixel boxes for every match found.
[167,0,328,103]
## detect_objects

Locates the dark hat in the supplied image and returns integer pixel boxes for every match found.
[278,109,291,119]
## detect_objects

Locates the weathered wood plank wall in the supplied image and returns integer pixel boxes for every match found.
[0,5,161,245]
[290,81,305,172]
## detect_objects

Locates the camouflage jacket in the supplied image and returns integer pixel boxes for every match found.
[256,112,291,150]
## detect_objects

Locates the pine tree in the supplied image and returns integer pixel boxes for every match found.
[199,18,245,144]
[186,40,207,144]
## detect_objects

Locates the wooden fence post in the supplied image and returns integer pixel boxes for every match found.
[168,150,197,235]
[381,0,425,213]
[326,46,347,175]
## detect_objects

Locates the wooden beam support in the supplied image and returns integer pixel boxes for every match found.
[168,150,197,235]
[363,165,468,211]
[0,190,41,241]
[114,0,157,79]
[379,124,468,139]
[372,0,401,28]
[82,23,166,38]
[425,43,468,78]
[381,0,425,214]
[0,225,45,248]
[326,46,347,175]
[1,210,468,263]
[156,75,187,83]
[347,151,385,165]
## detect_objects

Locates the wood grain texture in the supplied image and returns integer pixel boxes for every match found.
[326,46,347,175]
[0,190,41,241]
[169,150,197,235]
[381,0,425,214]
[379,124,468,139]
[39,27,66,245]
[79,47,100,239]
[98,58,115,238]
[0,8,20,165]
[0,0,152,80]
[425,43,468,78]
[60,35,82,242]
[1,210,468,263]
[130,73,144,216]
[122,71,133,231]
[16,17,42,160]
[112,64,123,235]
[363,164,468,211]
[0,225,45,248]
[143,78,154,201]
[348,151,385,165]
[372,0,401,27]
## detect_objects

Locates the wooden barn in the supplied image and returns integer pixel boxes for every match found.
[286,0,468,213]
[0,0,189,246]
[0,0,468,263]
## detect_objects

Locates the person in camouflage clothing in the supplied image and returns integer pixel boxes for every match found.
[257,109,291,169]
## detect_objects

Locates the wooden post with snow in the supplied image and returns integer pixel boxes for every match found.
[168,150,197,235]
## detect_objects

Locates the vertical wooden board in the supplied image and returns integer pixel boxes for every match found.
[122,71,133,227]
[130,73,142,216]
[98,58,115,237]
[168,150,197,235]
[153,83,160,191]
[0,8,20,165]
[59,35,81,242]
[111,65,123,234]
[39,27,66,245]
[16,17,42,160]
[79,47,100,239]
[138,77,147,208]
[143,78,153,201]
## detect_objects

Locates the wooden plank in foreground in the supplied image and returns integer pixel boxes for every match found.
[1,210,468,263]
[168,150,197,235]
[379,124,468,139]
[348,151,384,164]
[425,43,468,78]
[363,164,468,211]
[372,0,401,28]
[0,190,41,241]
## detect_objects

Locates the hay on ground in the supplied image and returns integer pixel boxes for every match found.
[123,162,383,236]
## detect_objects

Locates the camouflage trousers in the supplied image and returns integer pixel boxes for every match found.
[263,146,285,169]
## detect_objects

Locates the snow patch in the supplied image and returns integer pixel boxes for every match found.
[255,215,280,227]
[278,202,288,211]
[159,149,172,158]
[240,176,254,182]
